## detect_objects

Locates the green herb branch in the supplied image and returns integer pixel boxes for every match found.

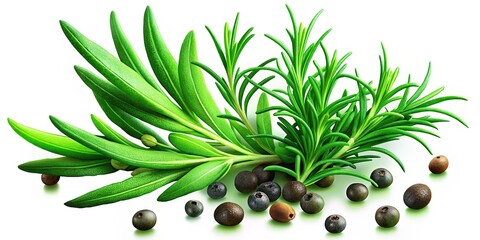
[7,5,467,208]
[249,6,467,185]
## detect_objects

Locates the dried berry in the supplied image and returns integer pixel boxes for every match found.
[207,182,227,199]
[269,202,296,222]
[346,183,369,202]
[375,205,400,228]
[185,200,203,217]
[300,192,324,214]
[325,214,346,233]
[256,181,281,202]
[370,168,393,188]
[252,165,275,184]
[403,183,432,209]
[214,202,244,226]
[234,171,258,193]
[315,175,335,188]
[41,174,60,185]
[282,181,306,202]
[247,191,270,211]
[429,155,449,174]
[132,209,156,231]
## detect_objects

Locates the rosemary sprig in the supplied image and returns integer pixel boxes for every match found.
[250,6,467,185]
[8,5,466,208]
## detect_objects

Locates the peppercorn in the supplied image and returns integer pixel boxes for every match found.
[375,205,400,228]
[269,202,295,223]
[234,171,258,193]
[41,174,60,185]
[214,202,244,226]
[252,165,275,184]
[282,180,306,202]
[132,209,156,231]
[403,183,432,209]
[429,155,448,174]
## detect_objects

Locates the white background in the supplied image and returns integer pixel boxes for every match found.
[1,0,478,239]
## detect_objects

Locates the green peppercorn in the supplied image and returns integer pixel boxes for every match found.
[141,134,158,147]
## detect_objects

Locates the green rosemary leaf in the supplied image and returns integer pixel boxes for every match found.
[215,82,235,107]
[229,117,266,153]
[264,165,297,178]
[217,114,243,123]
[313,141,349,160]
[8,118,103,160]
[158,160,232,201]
[94,95,166,143]
[178,31,239,143]
[414,95,467,109]
[110,11,161,91]
[405,63,431,106]
[237,58,276,101]
[50,116,211,169]
[383,82,418,101]
[205,26,228,71]
[90,114,142,148]
[244,75,275,112]
[169,133,228,157]
[311,158,356,170]
[256,93,275,151]
[143,7,192,116]
[75,66,198,135]
[304,168,377,187]
[60,20,189,121]
[65,169,187,208]
[18,157,116,177]
[403,107,468,127]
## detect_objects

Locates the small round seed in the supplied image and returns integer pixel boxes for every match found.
[375,205,400,228]
[370,168,393,188]
[346,183,369,202]
[140,134,158,147]
[315,175,335,188]
[403,183,432,209]
[252,165,275,184]
[207,182,227,199]
[234,171,259,193]
[185,200,204,217]
[325,214,346,233]
[110,159,129,170]
[257,181,281,202]
[132,209,156,231]
[429,155,449,174]
[282,181,306,202]
[247,191,270,211]
[41,174,60,186]
[300,192,324,214]
[214,202,244,226]
[269,202,296,222]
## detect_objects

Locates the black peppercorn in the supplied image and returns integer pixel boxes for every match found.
[234,171,258,193]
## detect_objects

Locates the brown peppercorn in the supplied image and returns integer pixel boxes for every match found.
[214,202,244,226]
[282,180,306,202]
[315,175,335,188]
[403,183,432,209]
[41,174,60,185]
[269,202,296,222]
[429,155,449,174]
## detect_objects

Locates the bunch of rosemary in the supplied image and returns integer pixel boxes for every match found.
[8,6,466,208]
